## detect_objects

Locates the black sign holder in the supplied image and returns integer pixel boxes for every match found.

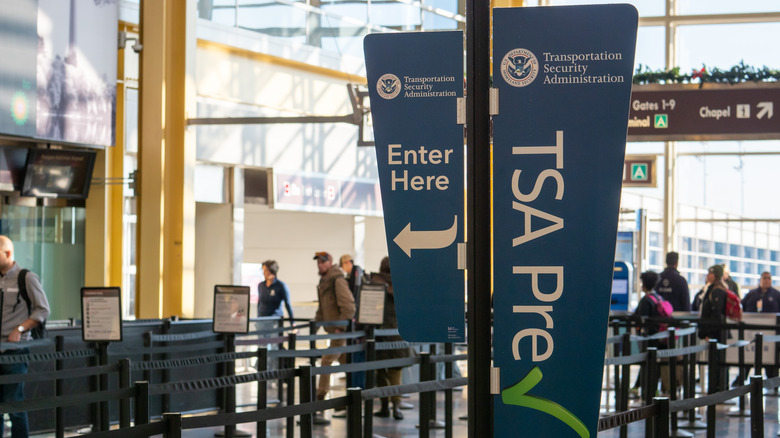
[212,285,252,438]
[80,287,123,432]
[466,0,493,435]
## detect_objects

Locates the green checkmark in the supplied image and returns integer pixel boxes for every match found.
[501,366,590,438]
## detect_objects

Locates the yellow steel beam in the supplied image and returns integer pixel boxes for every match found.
[137,0,197,319]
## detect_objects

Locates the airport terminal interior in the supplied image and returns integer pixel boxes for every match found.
[1,0,780,437]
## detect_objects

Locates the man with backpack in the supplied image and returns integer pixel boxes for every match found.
[0,235,50,438]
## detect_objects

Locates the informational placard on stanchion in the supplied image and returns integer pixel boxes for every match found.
[357,283,386,326]
[81,287,122,342]
[213,285,250,334]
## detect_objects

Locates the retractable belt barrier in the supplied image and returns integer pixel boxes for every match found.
[0,320,469,438]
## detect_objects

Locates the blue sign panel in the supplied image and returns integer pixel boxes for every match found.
[492,5,637,437]
[364,31,465,342]
[611,261,631,312]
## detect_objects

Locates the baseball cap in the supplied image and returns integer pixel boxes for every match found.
[313,251,332,262]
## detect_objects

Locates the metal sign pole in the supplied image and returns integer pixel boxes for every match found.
[466,0,493,435]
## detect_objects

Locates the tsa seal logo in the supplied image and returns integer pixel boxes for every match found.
[377,73,401,99]
[501,48,539,87]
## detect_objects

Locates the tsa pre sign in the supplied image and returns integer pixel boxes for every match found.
[492,5,637,438]
[364,31,465,342]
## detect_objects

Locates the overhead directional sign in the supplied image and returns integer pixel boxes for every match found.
[364,31,465,342]
[623,154,657,187]
[627,84,780,141]
[492,5,637,437]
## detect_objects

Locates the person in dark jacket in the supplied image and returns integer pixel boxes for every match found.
[655,251,690,311]
[697,265,728,340]
[371,257,413,420]
[742,272,780,313]
[739,271,780,381]
[312,251,355,425]
[257,260,294,321]
[339,254,364,302]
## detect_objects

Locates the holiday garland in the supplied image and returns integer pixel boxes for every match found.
[633,61,780,87]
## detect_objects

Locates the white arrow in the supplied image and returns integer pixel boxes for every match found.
[394,215,458,257]
[757,102,774,119]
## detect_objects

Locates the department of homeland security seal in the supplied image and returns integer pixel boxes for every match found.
[501,48,539,87]
[377,73,402,99]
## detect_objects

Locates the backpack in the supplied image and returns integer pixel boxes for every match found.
[725,289,743,321]
[17,269,47,339]
[647,292,673,332]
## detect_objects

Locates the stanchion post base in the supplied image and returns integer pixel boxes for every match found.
[669,429,694,437]
[726,407,751,417]
[214,431,252,437]
[677,420,707,430]
[416,420,446,429]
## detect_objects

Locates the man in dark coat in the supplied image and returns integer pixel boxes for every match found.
[655,251,690,311]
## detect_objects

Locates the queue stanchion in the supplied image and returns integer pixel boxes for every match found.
[163,412,182,438]
[678,323,706,430]
[755,333,764,386]
[706,339,719,438]
[119,358,132,429]
[749,376,764,438]
[98,341,110,431]
[346,387,363,438]
[729,323,750,417]
[299,364,313,438]
[619,332,631,438]
[644,347,657,438]
[428,344,444,429]
[364,337,376,438]
[284,331,297,405]
[345,319,354,388]
[134,380,150,425]
[88,343,99,432]
[256,347,268,438]
[654,397,670,438]
[419,351,431,437]
[612,320,622,413]
[219,333,243,438]
[55,335,65,438]
[308,321,318,392]
[666,329,692,438]
[162,321,172,415]
[142,331,152,389]
[286,332,297,438]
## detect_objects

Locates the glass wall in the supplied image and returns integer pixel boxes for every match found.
[0,204,86,321]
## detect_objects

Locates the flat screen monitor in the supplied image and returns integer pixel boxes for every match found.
[21,149,96,199]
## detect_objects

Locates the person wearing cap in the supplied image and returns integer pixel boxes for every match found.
[338,254,364,302]
[312,251,355,425]
[697,264,729,340]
